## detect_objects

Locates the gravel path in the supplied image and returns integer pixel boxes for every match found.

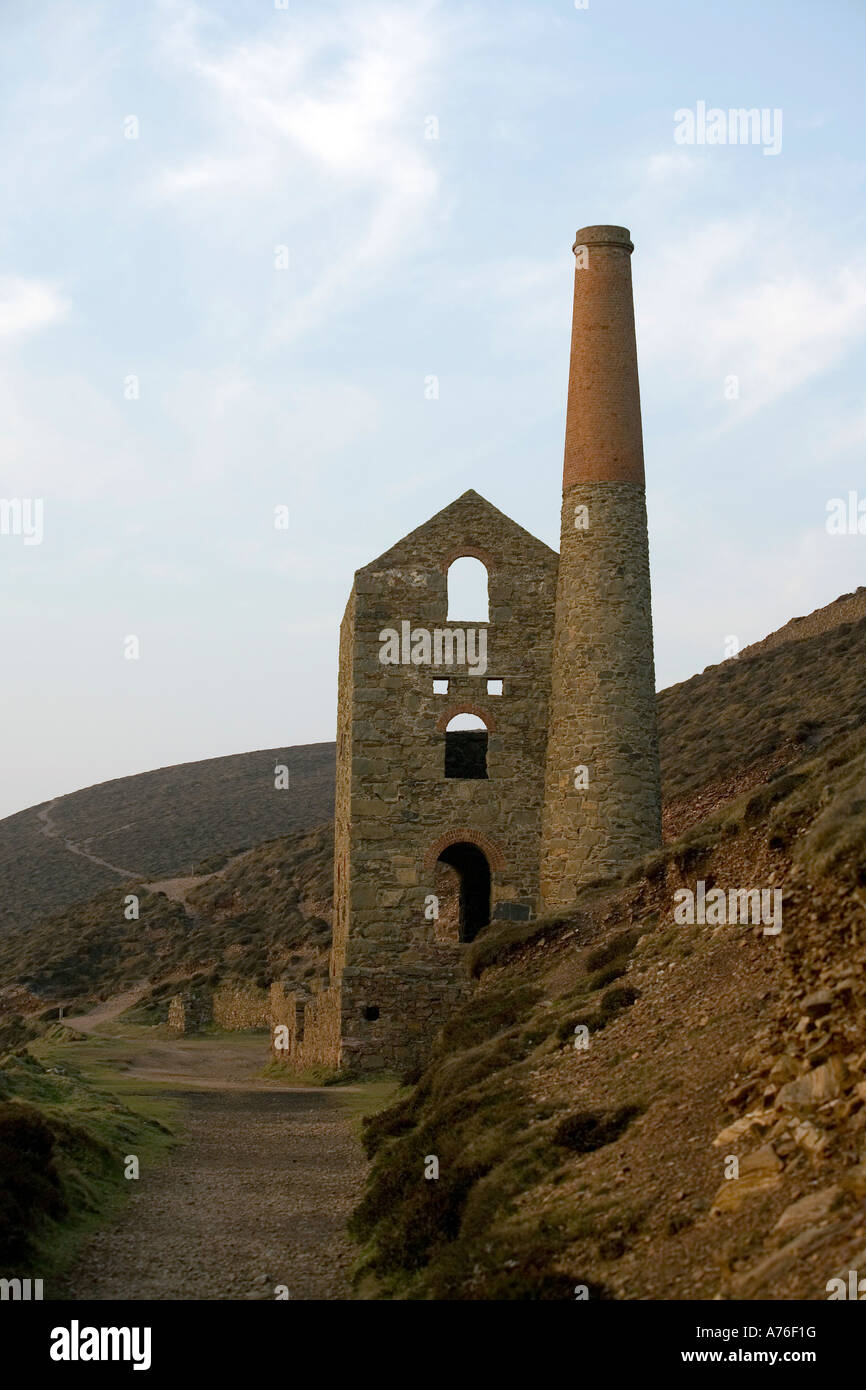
[56,1087,367,1301]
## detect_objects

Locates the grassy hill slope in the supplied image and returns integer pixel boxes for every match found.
[0,823,333,1020]
[0,743,335,934]
[351,723,866,1300]
[345,591,866,1299]
[2,585,865,1299]
[1,584,862,941]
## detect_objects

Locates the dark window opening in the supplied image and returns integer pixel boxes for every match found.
[362,1004,379,1021]
[444,729,488,779]
[436,842,491,942]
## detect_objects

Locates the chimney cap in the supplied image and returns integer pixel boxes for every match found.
[573,224,633,253]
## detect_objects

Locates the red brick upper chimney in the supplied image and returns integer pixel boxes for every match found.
[562,225,645,488]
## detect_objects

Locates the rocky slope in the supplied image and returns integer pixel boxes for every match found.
[350,601,866,1300]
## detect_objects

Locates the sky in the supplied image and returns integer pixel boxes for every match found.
[1,0,865,819]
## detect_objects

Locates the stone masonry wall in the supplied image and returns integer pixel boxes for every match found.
[303,489,558,1073]
[540,481,661,909]
[212,984,270,1030]
[285,981,342,1070]
[166,990,211,1034]
[281,591,358,1070]
[331,590,355,985]
[287,227,665,1068]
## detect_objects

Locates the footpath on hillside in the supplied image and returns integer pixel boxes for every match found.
[53,1031,371,1301]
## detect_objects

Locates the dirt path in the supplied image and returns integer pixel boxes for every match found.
[57,1089,365,1301]
[36,794,248,914]
[65,985,152,1032]
[143,850,250,909]
[34,802,243,904]
[54,1035,370,1300]
[37,799,140,879]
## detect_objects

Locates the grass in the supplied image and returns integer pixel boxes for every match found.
[658,609,866,804]
[261,1059,345,1086]
[333,1078,403,1132]
[3,584,866,1297]
[347,675,866,1299]
[356,707,866,1293]
[0,1044,178,1279]
[29,1029,181,1124]
[0,742,336,935]
[464,913,577,978]
[346,924,649,1299]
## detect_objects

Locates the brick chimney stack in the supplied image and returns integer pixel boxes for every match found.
[539,225,662,910]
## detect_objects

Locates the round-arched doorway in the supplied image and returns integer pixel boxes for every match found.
[434,841,491,942]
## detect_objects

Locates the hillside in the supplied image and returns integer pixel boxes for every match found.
[3,586,864,947]
[342,587,866,1299]
[0,824,333,1022]
[2,585,865,1299]
[739,584,866,660]
[351,695,866,1300]
[0,743,335,934]
[658,595,866,834]
[2,588,866,1033]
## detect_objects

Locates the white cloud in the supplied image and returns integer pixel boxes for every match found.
[159,369,382,492]
[0,277,69,339]
[153,1,443,342]
[818,405,866,460]
[439,254,568,352]
[636,217,866,418]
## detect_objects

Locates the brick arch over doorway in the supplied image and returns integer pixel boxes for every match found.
[423,827,507,873]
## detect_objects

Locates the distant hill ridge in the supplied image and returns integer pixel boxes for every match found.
[0,744,335,934]
[739,585,866,660]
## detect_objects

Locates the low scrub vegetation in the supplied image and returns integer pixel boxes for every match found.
[0,1047,175,1275]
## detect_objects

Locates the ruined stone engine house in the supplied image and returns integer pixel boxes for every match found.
[287,225,663,1073]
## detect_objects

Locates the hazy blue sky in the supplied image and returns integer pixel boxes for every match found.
[1,0,865,818]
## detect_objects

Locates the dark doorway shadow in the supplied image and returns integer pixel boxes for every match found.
[436,841,491,942]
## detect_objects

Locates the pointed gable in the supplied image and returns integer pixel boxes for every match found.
[358,489,556,576]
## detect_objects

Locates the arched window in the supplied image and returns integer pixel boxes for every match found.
[446,556,489,622]
[444,713,488,779]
